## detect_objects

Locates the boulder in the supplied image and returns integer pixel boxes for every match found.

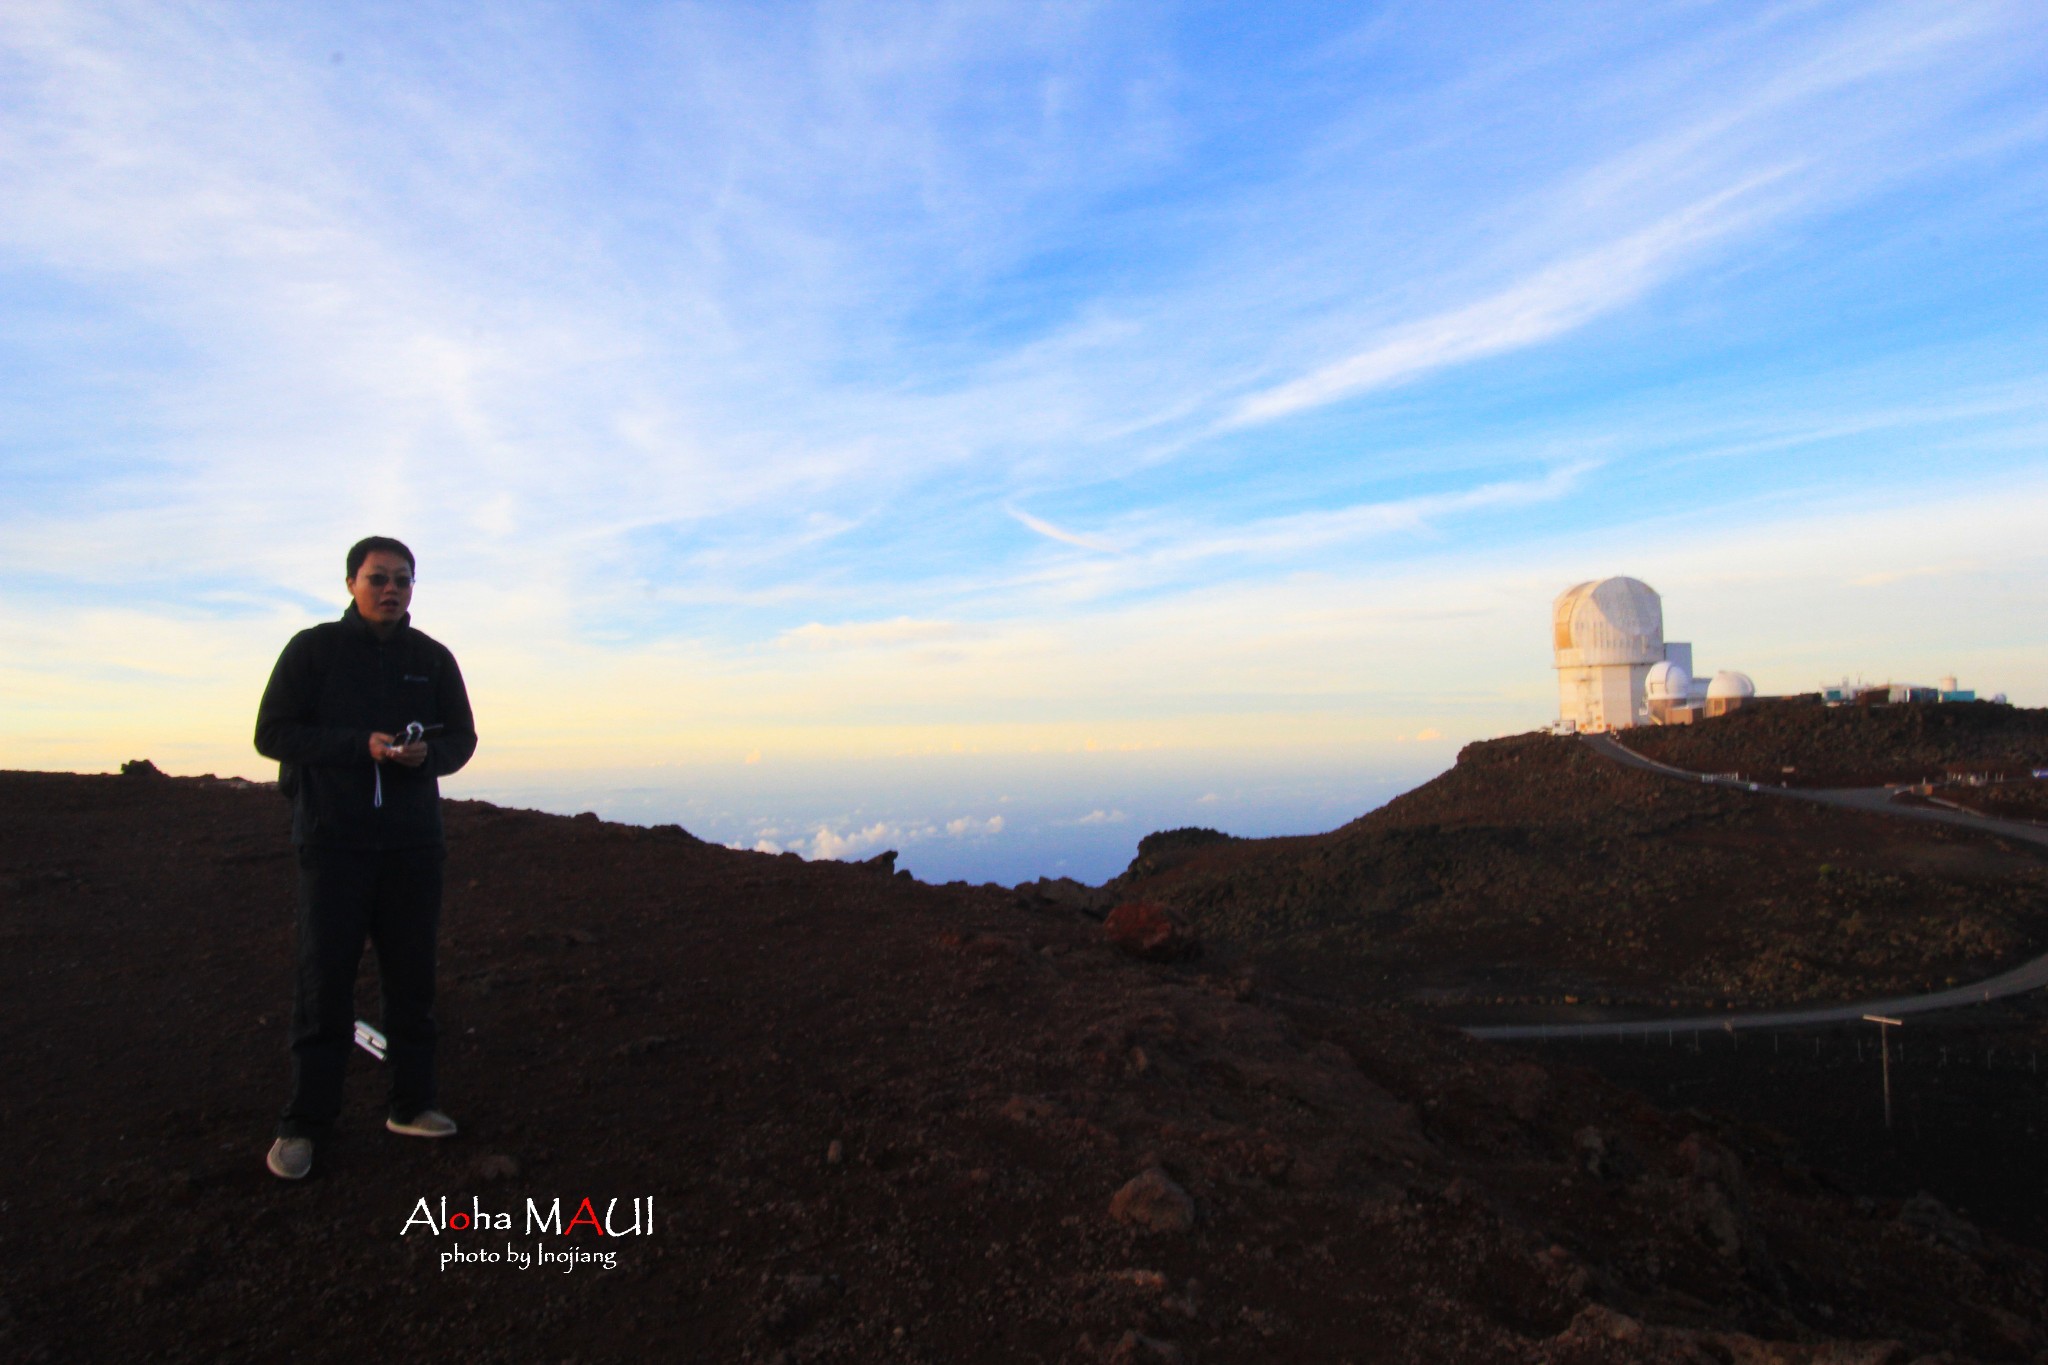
[1104,902,1199,961]
[1898,1192,1982,1253]
[1110,1168,1196,1233]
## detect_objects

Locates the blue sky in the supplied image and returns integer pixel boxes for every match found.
[3,2,2045,881]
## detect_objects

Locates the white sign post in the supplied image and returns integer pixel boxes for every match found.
[1863,1015,1902,1128]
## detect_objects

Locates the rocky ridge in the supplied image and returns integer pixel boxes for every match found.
[1621,699,2048,789]
[1103,728,2048,1011]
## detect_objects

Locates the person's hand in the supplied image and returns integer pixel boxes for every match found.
[369,732,429,765]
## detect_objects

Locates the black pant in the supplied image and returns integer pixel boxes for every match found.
[279,844,444,1139]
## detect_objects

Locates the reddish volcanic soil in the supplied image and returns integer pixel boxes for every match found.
[1621,700,2048,789]
[1108,732,2048,1012]
[1533,993,2048,1256]
[1930,782,2048,824]
[7,766,2048,1363]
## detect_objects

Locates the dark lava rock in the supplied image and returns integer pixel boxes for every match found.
[1104,901,1200,961]
[1109,1167,1196,1233]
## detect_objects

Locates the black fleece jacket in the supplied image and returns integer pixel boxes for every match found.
[254,603,477,848]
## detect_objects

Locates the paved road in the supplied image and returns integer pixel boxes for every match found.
[1467,735,2048,1042]
[1582,732,2048,851]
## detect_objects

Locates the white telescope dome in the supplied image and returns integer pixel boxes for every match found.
[1552,577,1664,668]
[1706,670,1755,700]
[1645,659,1692,701]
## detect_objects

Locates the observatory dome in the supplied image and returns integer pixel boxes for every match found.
[1706,671,1755,700]
[1645,659,1692,701]
[1552,577,1664,668]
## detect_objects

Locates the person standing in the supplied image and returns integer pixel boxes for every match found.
[254,536,477,1180]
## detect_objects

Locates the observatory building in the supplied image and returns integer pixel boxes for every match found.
[1552,577,1751,732]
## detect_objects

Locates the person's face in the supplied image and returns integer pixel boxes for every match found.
[348,550,414,627]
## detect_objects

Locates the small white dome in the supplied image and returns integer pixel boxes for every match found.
[1706,670,1755,700]
[1645,659,1692,700]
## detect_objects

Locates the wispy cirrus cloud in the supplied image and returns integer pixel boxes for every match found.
[1138,461,1601,568]
[777,618,961,651]
[1006,505,1121,554]
[967,460,1599,611]
[1228,179,1788,425]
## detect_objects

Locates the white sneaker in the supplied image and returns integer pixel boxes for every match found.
[266,1137,313,1179]
[387,1109,458,1138]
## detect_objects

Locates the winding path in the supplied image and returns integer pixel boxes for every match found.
[1582,733,2048,850]
[1466,734,2048,1042]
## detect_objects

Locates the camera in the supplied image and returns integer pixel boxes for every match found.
[390,721,444,751]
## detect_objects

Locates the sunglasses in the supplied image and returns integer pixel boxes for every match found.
[363,573,414,589]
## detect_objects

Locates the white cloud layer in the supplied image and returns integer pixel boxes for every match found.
[792,812,1006,862]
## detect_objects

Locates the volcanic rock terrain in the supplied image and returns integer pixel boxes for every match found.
[1621,698,2048,789]
[1104,723,2048,1013]
[4,714,2047,1362]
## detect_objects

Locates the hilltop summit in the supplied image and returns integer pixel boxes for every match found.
[1108,717,2048,1012]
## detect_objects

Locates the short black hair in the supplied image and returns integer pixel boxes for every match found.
[346,536,416,581]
